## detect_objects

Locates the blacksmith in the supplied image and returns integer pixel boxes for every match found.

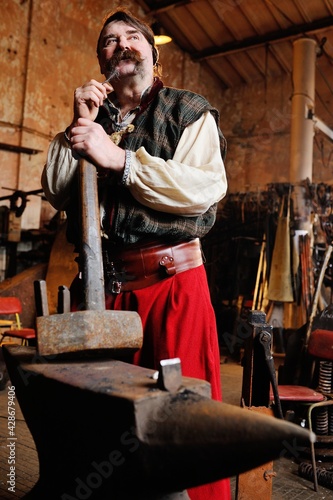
[42,8,229,498]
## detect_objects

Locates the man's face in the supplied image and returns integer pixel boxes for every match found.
[98,20,154,80]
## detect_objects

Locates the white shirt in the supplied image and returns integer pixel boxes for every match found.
[42,111,227,216]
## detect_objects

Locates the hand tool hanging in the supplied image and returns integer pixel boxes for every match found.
[252,236,266,311]
[299,233,313,320]
[258,328,284,419]
[304,243,333,349]
[267,192,294,303]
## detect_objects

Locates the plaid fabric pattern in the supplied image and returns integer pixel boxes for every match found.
[98,82,227,161]
[66,82,226,247]
[111,187,218,245]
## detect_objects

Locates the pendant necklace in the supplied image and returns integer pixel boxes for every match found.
[109,124,135,145]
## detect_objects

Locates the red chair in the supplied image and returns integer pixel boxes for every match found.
[271,328,333,491]
[0,297,36,346]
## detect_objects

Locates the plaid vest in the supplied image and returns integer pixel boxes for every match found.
[67,83,226,247]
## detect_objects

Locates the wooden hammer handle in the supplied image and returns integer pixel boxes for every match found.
[79,159,105,311]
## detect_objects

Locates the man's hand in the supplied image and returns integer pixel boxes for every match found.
[73,80,112,122]
[70,118,125,174]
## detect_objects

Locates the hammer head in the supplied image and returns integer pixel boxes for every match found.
[36,309,143,357]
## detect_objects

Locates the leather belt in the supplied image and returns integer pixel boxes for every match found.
[103,238,203,294]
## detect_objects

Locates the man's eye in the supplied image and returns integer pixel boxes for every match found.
[104,38,116,46]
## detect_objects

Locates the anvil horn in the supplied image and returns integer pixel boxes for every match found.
[137,391,313,491]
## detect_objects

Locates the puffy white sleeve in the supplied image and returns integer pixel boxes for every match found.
[126,111,227,216]
[42,111,227,216]
[41,133,79,210]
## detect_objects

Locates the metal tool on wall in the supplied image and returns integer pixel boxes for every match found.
[267,193,294,303]
[252,235,267,312]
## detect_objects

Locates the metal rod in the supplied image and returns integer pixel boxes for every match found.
[57,285,71,314]
[34,279,49,317]
[0,142,42,155]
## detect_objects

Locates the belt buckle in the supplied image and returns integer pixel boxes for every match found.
[104,256,123,294]
[108,279,122,294]
[160,255,176,275]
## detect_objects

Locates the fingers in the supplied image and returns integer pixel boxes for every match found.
[69,121,123,171]
[75,80,107,106]
[103,82,113,93]
[70,121,105,155]
[73,80,111,121]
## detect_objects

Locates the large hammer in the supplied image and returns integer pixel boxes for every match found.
[36,159,143,357]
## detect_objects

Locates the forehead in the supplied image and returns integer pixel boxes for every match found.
[101,20,143,38]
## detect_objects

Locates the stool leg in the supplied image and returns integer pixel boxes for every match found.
[308,400,333,492]
[308,403,319,492]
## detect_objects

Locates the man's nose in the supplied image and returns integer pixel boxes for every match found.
[118,36,129,50]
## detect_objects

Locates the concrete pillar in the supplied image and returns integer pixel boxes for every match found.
[289,38,317,232]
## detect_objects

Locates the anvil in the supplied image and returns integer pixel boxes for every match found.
[3,345,313,500]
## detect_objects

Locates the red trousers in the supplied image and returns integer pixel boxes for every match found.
[71,265,231,499]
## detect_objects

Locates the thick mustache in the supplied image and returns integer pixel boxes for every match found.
[106,49,142,70]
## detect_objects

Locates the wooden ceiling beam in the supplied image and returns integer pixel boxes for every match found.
[138,0,193,16]
[192,15,333,61]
